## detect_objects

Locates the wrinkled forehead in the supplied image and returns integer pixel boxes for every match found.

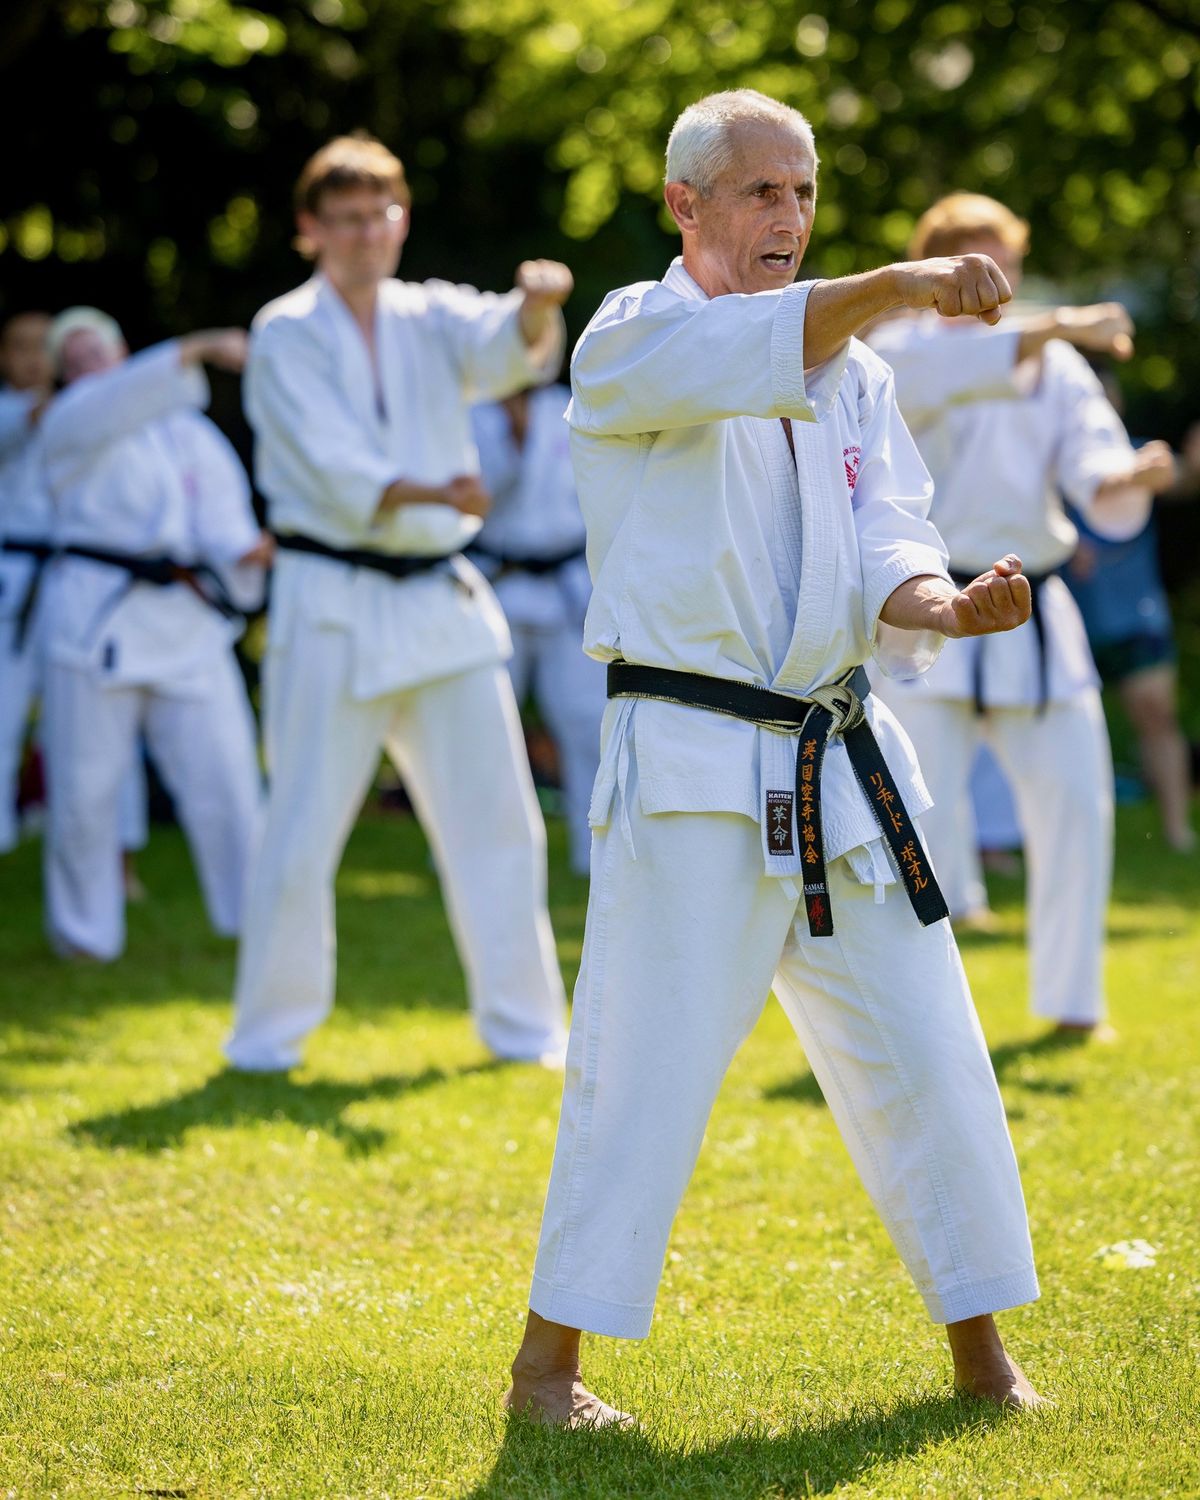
[721,118,816,186]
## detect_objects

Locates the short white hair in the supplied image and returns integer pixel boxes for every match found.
[665,89,816,196]
[47,306,124,373]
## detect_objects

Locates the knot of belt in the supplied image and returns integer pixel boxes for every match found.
[607,659,949,938]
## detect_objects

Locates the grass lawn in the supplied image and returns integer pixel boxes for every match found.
[0,800,1197,1498]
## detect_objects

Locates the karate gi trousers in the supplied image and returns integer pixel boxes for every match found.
[0,615,40,853]
[225,616,568,1071]
[530,755,1038,1338]
[506,617,605,879]
[875,688,1112,1025]
[42,651,262,959]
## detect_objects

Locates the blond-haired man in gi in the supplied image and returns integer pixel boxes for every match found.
[504,90,1047,1426]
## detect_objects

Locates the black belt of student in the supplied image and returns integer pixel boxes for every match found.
[950,566,1054,715]
[274,529,460,580]
[1,537,56,652]
[606,660,949,938]
[59,543,241,622]
[466,539,586,577]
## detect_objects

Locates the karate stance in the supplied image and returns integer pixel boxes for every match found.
[225,135,570,1071]
[39,309,268,960]
[470,384,606,876]
[506,91,1046,1427]
[0,311,54,853]
[868,193,1175,1031]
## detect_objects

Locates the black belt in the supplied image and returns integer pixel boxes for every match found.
[950,567,1052,714]
[274,529,460,580]
[607,660,948,938]
[62,543,241,621]
[467,539,586,577]
[1,538,55,651]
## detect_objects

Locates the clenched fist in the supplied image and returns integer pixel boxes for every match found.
[441,474,491,519]
[894,254,1013,326]
[515,259,574,307]
[941,555,1032,638]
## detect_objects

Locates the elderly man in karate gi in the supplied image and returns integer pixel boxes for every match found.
[39,308,268,960]
[0,311,54,853]
[470,384,606,877]
[504,90,1049,1428]
[867,193,1176,1033]
[225,135,571,1072]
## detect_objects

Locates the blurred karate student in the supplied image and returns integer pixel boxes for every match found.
[39,308,269,960]
[0,310,54,853]
[869,194,1175,1032]
[470,384,606,877]
[225,135,571,1071]
[1065,404,1199,854]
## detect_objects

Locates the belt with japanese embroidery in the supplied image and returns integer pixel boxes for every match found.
[606,660,949,938]
[1,537,55,652]
[950,566,1054,715]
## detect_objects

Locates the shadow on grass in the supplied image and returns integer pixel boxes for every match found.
[468,1393,1005,1499]
[764,1025,1086,1110]
[69,1062,503,1155]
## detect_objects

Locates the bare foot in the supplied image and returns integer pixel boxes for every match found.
[947,1314,1049,1410]
[506,1311,636,1429]
[1053,1020,1118,1043]
[504,1373,635,1429]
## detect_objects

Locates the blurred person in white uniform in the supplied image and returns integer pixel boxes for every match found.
[0,310,150,877]
[0,310,55,852]
[470,383,606,876]
[225,135,572,1072]
[39,308,269,960]
[506,92,1047,1429]
[868,193,1176,1032]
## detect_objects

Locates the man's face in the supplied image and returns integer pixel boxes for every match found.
[0,313,52,391]
[946,232,1025,296]
[61,327,125,384]
[672,120,818,297]
[299,185,408,290]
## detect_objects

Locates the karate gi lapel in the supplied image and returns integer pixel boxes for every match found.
[316,275,387,442]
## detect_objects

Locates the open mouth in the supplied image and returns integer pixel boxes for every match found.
[760,251,797,272]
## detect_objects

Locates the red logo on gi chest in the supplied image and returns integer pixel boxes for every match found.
[843,445,862,493]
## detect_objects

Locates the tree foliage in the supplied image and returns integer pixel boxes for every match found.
[0,0,1198,432]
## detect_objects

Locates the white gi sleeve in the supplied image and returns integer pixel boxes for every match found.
[179,413,266,611]
[0,391,37,463]
[426,281,566,402]
[868,318,1021,432]
[244,316,398,531]
[851,356,951,680]
[569,280,846,436]
[1050,342,1151,541]
[41,342,209,486]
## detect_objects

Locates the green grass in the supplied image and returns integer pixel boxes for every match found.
[1,801,1197,1498]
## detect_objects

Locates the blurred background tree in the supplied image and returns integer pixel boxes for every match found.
[2,0,1198,728]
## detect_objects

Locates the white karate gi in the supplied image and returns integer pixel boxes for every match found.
[470,386,606,876]
[867,315,1151,1023]
[39,343,265,959]
[0,390,48,852]
[225,273,569,1071]
[0,394,148,856]
[529,260,1038,1340]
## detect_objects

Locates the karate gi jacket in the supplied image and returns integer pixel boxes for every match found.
[40,342,264,695]
[0,391,52,630]
[571,257,952,879]
[245,272,565,698]
[868,314,1151,706]
[471,383,590,628]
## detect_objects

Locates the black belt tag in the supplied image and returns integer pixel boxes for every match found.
[766,790,795,856]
